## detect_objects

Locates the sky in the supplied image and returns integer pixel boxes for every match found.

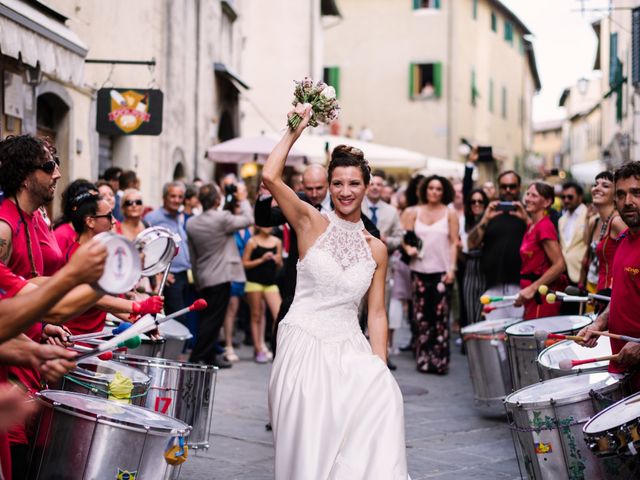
[501,0,610,123]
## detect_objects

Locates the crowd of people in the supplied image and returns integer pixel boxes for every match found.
[1,126,640,478]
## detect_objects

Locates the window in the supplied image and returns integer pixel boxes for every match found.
[413,0,440,9]
[409,63,442,99]
[501,86,507,119]
[323,67,340,98]
[489,79,494,113]
[472,0,478,19]
[471,69,479,106]
[491,12,497,32]
[610,32,619,88]
[504,21,513,44]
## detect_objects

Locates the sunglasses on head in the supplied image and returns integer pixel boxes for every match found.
[499,183,518,191]
[33,156,60,174]
[123,199,143,207]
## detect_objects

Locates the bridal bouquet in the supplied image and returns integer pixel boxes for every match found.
[287,76,341,130]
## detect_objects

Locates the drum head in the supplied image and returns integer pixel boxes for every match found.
[136,227,178,276]
[584,392,640,433]
[38,391,189,434]
[94,232,141,294]
[505,372,621,407]
[538,336,612,371]
[461,317,521,335]
[72,358,150,385]
[505,315,592,337]
[158,318,193,341]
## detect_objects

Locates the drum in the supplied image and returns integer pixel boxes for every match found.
[136,226,180,276]
[505,372,627,480]
[116,354,217,450]
[538,336,612,381]
[94,232,141,294]
[583,391,640,478]
[27,390,190,480]
[136,332,167,358]
[59,357,151,406]
[461,317,522,406]
[506,315,592,390]
[158,318,193,360]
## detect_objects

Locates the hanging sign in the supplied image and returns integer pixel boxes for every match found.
[96,88,163,135]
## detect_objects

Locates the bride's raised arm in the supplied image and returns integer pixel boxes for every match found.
[261,103,324,237]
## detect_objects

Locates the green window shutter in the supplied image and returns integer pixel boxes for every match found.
[329,67,340,98]
[433,0,440,8]
[433,62,443,98]
[473,0,478,19]
[501,86,507,119]
[409,63,415,99]
[489,79,494,112]
[471,69,476,106]
[491,12,497,32]
[413,0,420,9]
[609,32,618,87]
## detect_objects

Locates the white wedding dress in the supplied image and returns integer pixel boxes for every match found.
[269,211,408,479]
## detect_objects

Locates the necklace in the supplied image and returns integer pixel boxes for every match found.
[598,211,614,241]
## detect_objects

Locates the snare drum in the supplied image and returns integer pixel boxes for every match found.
[505,372,627,480]
[506,315,592,390]
[135,332,167,358]
[538,336,612,381]
[94,232,141,294]
[59,357,151,406]
[27,390,190,480]
[158,318,193,360]
[116,354,217,450]
[461,317,522,406]
[136,227,180,276]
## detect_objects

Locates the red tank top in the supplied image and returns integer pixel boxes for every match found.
[595,217,619,291]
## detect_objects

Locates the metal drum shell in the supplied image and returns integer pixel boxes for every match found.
[461,317,522,406]
[157,318,193,361]
[59,357,151,407]
[506,315,592,391]
[115,354,217,450]
[135,333,166,358]
[537,336,612,381]
[27,390,189,480]
[504,373,627,480]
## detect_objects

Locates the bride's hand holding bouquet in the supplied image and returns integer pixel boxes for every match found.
[287,76,341,135]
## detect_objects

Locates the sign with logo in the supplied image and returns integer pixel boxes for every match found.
[96,88,163,135]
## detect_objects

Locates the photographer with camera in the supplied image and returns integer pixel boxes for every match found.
[467,170,527,319]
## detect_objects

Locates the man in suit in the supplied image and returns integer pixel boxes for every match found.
[559,181,588,313]
[187,183,253,367]
[361,170,403,369]
[255,164,379,355]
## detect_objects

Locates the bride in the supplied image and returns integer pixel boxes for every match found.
[263,103,408,479]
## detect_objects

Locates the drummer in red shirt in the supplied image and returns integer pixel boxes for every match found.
[514,182,567,319]
[581,161,640,387]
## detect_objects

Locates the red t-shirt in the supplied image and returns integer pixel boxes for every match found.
[519,216,562,319]
[608,229,640,374]
[53,222,77,256]
[596,221,619,291]
[61,242,107,336]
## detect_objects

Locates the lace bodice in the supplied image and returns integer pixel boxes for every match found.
[282,211,377,340]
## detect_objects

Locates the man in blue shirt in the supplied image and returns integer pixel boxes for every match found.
[144,181,192,315]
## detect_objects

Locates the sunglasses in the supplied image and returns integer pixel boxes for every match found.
[91,212,114,221]
[33,157,60,174]
[561,195,575,200]
[123,199,143,207]
[499,183,518,191]
[470,199,484,205]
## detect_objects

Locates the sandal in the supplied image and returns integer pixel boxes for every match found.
[223,346,240,363]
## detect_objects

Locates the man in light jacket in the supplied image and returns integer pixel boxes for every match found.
[187,183,253,367]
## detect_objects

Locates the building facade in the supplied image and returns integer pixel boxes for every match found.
[323,0,540,174]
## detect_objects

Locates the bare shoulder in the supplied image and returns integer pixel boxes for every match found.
[0,220,12,263]
[611,215,628,236]
[364,233,388,267]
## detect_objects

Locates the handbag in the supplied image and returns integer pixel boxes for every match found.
[400,230,423,265]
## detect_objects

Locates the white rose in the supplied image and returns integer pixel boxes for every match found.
[321,86,336,100]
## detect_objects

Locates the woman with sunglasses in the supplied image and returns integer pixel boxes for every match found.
[579,171,627,297]
[119,189,148,241]
[96,180,123,234]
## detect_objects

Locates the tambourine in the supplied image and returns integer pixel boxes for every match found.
[135,226,180,276]
[94,232,141,294]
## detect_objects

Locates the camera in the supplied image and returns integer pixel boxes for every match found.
[495,201,516,212]
[223,183,238,211]
[477,146,493,163]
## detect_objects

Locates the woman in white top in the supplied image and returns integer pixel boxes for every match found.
[401,175,459,374]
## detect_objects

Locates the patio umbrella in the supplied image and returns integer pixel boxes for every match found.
[207,135,307,165]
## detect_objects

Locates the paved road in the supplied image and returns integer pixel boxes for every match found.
[179,333,521,480]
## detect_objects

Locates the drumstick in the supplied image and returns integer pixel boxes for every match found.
[75,299,207,360]
[534,331,584,342]
[480,295,518,305]
[545,293,589,304]
[482,304,515,314]
[70,345,114,361]
[558,354,619,370]
[68,322,132,342]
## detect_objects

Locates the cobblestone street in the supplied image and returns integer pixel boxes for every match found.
[179,330,520,480]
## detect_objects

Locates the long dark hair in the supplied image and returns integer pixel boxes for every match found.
[53,179,95,229]
[464,188,489,232]
[406,174,425,207]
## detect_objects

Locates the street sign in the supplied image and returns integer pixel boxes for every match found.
[96,88,163,135]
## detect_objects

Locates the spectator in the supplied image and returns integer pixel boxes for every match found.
[119,189,147,241]
[183,184,201,222]
[243,224,283,363]
[514,182,567,319]
[468,170,527,320]
[401,175,458,374]
[187,183,253,368]
[462,188,489,325]
[357,125,374,142]
[482,181,497,201]
[101,166,122,196]
[558,181,588,313]
[144,181,192,314]
[382,184,395,204]
[95,180,122,233]
[114,170,139,221]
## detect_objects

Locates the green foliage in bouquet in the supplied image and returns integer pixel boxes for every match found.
[287,76,341,130]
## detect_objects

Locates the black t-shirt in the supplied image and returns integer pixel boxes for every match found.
[480,213,527,287]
